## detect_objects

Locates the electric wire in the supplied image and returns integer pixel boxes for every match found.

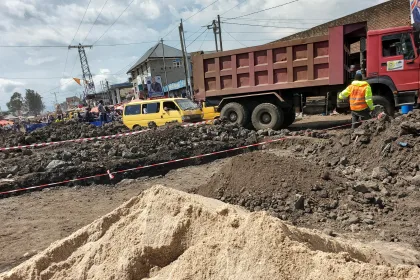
[224,0,299,20]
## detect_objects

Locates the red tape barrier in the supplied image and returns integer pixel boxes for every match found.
[0,137,287,196]
[0,121,213,152]
[0,116,382,196]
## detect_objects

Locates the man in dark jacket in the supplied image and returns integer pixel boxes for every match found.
[150,77,162,93]
[413,1,420,23]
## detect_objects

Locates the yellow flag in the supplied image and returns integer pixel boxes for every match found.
[73,78,81,86]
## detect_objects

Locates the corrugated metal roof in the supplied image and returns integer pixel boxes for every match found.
[110,82,133,89]
[127,43,187,74]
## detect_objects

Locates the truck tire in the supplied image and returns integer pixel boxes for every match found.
[373,96,394,116]
[251,103,284,130]
[220,102,249,127]
[281,109,296,128]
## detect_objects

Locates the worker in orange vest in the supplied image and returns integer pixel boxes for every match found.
[339,71,374,128]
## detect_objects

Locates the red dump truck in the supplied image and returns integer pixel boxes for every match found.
[192,22,419,130]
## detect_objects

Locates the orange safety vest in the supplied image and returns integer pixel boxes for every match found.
[348,83,369,111]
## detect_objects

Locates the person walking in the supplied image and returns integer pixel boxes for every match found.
[339,71,374,128]
[97,100,107,124]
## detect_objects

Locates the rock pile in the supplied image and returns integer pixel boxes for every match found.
[2,186,419,280]
[0,122,264,194]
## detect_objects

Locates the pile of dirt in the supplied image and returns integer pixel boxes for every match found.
[197,151,420,250]
[198,152,345,218]
[327,111,420,177]
[0,122,275,194]
[2,186,419,280]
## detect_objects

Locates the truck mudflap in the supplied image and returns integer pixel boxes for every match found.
[394,91,418,106]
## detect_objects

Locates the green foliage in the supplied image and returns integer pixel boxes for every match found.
[24,89,45,116]
[6,92,24,114]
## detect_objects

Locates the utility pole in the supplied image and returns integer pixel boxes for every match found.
[212,20,219,52]
[105,80,112,105]
[161,38,169,96]
[179,20,191,99]
[217,15,223,52]
[51,92,58,105]
[181,21,193,98]
[207,19,222,52]
[68,44,96,102]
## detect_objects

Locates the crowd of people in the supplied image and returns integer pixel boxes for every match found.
[0,100,123,134]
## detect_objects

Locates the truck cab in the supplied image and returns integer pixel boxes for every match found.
[366,26,420,107]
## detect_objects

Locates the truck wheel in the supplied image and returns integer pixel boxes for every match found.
[220,102,249,127]
[373,96,394,116]
[281,109,296,128]
[251,103,284,130]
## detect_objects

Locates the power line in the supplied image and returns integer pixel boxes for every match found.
[220,18,328,24]
[224,31,247,48]
[186,30,295,34]
[162,0,220,39]
[221,22,307,29]
[82,0,110,44]
[187,28,208,48]
[4,36,293,48]
[226,0,299,20]
[185,0,220,21]
[62,0,93,94]
[199,30,210,50]
[91,0,139,46]
[220,0,248,16]
[70,0,93,45]
[221,17,330,21]
[0,38,281,50]
[0,77,63,80]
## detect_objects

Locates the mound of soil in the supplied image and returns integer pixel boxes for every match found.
[2,186,419,280]
[327,111,420,176]
[197,151,420,251]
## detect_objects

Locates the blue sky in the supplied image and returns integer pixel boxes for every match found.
[0,0,388,112]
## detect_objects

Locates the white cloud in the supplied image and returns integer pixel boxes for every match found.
[0,78,25,109]
[0,78,25,93]
[139,0,161,20]
[24,56,57,66]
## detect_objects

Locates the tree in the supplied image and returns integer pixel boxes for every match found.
[24,89,45,116]
[6,92,23,114]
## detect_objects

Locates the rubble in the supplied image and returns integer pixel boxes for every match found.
[0,122,268,194]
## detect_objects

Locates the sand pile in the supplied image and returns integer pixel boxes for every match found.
[2,186,420,280]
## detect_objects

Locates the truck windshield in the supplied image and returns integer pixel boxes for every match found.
[382,33,415,60]
[175,99,199,110]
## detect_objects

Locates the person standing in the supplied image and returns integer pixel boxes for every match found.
[339,71,374,128]
[97,100,107,124]
[413,0,420,23]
